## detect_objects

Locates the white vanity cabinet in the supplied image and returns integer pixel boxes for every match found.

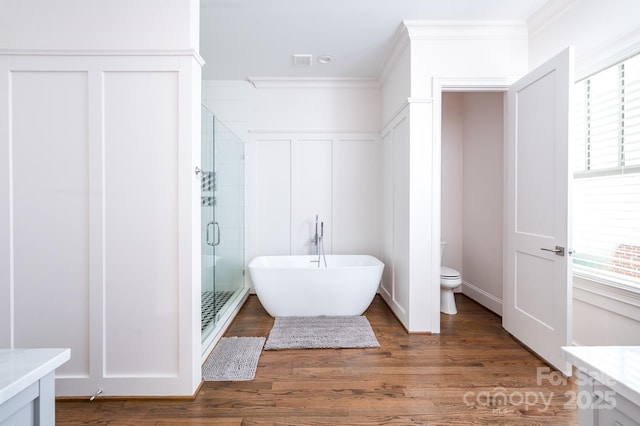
[562,346,640,426]
[0,349,70,426]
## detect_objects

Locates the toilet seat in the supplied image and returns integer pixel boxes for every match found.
[440,266,460,279]
[440,266,462,285]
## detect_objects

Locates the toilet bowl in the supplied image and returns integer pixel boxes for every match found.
[440,242,461,315]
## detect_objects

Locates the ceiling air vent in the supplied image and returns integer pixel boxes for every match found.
[292,54,313,67]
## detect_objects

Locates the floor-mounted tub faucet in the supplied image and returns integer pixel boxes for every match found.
[311,214,327,267]
[311,214,321,255]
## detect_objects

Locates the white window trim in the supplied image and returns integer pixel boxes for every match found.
[574,273,640,322]
[572,30,640,315]
[575,28,640,81]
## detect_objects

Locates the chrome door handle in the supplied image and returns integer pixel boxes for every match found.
[206,221,215,246]
[213,221,221,246]
[540,246,565,256]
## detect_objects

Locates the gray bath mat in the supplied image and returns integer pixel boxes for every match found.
[264,316,380,350]
[202,336,265,381]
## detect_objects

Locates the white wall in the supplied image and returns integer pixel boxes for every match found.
[380,106,412,325]
[408,22,528,98]
[529,0,640,79]
[249,79,380,132]
[0,0,202,397]
[246,80,381,274]
[461,92,504,314]
[441,93,464,272]
[202,80,252,142]
[0,0,199,51]
[529,0,640,346]
[379,21,526,333]
[379,29,412,126]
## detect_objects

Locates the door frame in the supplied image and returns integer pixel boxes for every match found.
[431,77,514,334]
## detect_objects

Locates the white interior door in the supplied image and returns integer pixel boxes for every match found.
[503,47,574,376]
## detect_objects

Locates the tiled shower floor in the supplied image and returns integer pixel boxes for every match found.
[201,290,235,332]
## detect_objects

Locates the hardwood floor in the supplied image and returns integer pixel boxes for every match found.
[56,294,578,425]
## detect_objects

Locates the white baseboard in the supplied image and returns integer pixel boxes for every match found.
[461,281,503,316]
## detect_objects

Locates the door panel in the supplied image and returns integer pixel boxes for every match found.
[201,106,216,337]
[504,47,574,375]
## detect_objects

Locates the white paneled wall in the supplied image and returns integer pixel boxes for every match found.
[0,0,202,398]
[291,139,333,254]
[103,71,180,377]
[250,134,380,263]
[380,129,395,304]
[377,21,528,333]
[247,79,381,268]
[384,112,411,315]
[379,101,439,333]
[12,71,91,375]
[332,139,381,255]
[0,53,201,397]
[253,139,292,256]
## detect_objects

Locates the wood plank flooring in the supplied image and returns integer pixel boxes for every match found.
[56,294,578,425]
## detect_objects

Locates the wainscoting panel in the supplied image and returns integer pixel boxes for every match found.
[291,139,332,255]
[11,70,91,378]
[103,71,180,377]
[380,129,395,300]
[391,115,411,314]
[249,133,380,264]
[254,139,292,256]
[0,52,201,397]
[332,138,380,256]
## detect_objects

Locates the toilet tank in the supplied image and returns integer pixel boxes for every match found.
[440,241,447,259]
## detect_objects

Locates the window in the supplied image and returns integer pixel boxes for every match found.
[572,53,640,289]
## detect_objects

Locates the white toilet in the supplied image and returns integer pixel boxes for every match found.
[440,242,462,315]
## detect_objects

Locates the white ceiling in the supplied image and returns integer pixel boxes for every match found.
[200,0,551,80]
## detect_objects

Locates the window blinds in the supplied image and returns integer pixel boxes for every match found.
[572,53,640,288]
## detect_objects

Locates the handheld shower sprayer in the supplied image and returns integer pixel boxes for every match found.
[311,214,327,267]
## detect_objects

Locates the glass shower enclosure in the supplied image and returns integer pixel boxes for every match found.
[200,105,246,347]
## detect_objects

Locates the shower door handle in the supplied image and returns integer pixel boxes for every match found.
[213,221,221,246]
[206,221,215,246]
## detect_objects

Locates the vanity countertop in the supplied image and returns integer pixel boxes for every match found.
[562,346,640,408]
[0,348,70,404]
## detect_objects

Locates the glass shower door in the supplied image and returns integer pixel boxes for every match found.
[201,106,246,343]
[201,106,217,338]
[210,117,245,326]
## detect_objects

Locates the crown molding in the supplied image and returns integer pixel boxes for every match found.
[0,49,205,65]
[402,20,528,40]
[377,22,411,84]
[527,0,578,39]
[378,20,527,83]
[246,77,379,89]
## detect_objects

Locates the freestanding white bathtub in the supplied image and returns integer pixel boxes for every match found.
[248,255,384,317]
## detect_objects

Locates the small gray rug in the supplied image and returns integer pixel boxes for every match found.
[264,316,380,350]
[202,336,265,381]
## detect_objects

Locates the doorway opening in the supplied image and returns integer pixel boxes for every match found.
[440,91,505,318]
